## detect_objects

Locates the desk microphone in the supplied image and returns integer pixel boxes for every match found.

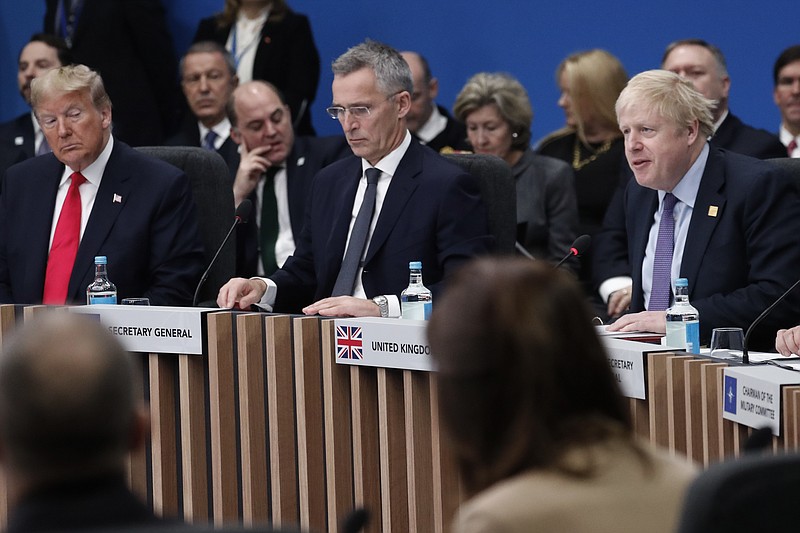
[554,234,591,269]
[192,199,252,306]
[742,276,800,364]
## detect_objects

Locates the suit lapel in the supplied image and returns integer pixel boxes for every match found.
[680,150,726,288]
[68,142,132,298]
[364,142,422,263]
[25,156,65,301]
[629,185,658,311]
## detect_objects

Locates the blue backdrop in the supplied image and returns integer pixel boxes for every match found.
[1,1,796,141]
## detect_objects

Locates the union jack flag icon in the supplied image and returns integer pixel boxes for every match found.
[335,325,363,360]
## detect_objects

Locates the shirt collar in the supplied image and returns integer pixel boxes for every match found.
[415,105,448,143]
[780,124,798,145]
[660,142,709,209]
[60,135,114,187]
[361,130,412,177]
[712,109,729,134]
[199,117,231,143]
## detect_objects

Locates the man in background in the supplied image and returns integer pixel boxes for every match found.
[400,51,470,153]
[772,45,800,157]
[0,313,161,531]
[227,80,351,278]
[661,38,786,159]
[166,41,239,175]
[0,33,71,174]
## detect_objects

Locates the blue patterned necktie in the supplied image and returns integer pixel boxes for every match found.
[649,193,678,311]
[331,168,382,296]
[202,130,218,151]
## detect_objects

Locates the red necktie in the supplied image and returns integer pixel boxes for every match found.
[788,139,798,157]
[43,172,86,304]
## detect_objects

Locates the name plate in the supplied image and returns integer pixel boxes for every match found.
[70,305,214,355]
[601,337,681,400]
[333,317,433,372]
[722,365,800,436]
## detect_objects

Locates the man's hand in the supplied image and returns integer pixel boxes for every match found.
[217,277,267,309]
[606,310,666,334]
[233,142,274,206]
[607,284,632,318]
[776,326,800,356]
[303,296,381,317]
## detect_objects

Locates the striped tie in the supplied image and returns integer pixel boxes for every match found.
[649,193,678,311]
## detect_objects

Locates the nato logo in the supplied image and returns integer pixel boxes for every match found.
[724,375,737,414]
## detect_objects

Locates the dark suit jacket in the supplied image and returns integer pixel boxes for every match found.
[421,105,471,153]
[44,0,180,146]
[237,135,351,278]
[593,147,800,349]
[193,9,320,136]
[711,112,787,159]
[270,140,494,313]
[0,140,205,306]
[6,475,163,533]
[0,112,35,159]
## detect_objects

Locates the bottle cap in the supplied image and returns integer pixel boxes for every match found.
[409,261,422,269]
[675,278,688,287]
[94,256,108,265]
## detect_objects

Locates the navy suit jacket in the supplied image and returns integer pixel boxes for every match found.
[593,147,800,348]
[0,140,205,306]
[0,113,35,158]
[270,140,494,313]
[235,135,351,278]
[711,112,787,159]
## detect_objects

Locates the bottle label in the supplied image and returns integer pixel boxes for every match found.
[88,294,117,305]
[685,321,700,354]
[402,301,430,321]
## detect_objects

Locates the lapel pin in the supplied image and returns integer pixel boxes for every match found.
[14,136,23,146]
[708,205,718,217]
[113,193,123,204]
[297,156,305,167]
[263,36,271,44]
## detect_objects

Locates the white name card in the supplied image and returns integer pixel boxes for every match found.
[601,337,681,400]
[333,317,433,372]
[722,365,800,436]
[69,304,215,355]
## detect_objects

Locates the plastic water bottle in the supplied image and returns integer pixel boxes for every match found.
[401,261,432,320]
[86,256,117,304]
[665,278,700,354]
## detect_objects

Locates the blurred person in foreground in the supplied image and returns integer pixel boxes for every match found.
[453,72,577,264]
[427,258,696,533]
[0,313,162,532]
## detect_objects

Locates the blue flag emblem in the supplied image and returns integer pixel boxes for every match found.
[724,375,737,414]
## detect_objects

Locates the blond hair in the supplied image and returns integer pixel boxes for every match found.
[30,64,111,117]
[616,69,715,139]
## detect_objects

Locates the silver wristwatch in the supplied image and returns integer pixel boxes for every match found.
[372,295,389,318]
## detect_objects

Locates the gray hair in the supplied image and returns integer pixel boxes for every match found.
[180,40,237,78]
[662,38,728,77]
[31,64,112,116]
[332,39,413,96]
[453,72,533,150]
[616,70,715,140]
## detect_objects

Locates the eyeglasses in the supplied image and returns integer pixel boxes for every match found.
[326,92,402,121]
